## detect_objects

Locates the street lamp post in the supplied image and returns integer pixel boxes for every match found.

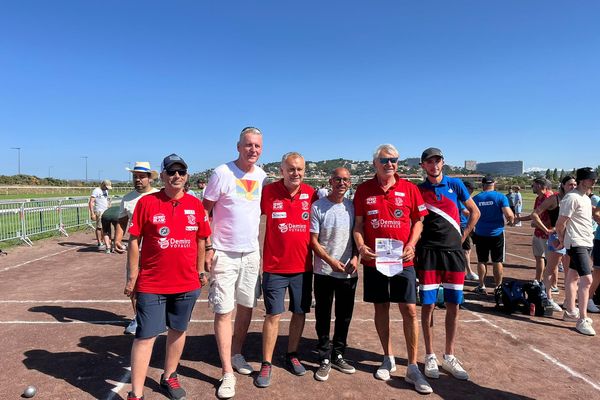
[10,147,21,175]
[81,156,88,182]
[48,165,53,178]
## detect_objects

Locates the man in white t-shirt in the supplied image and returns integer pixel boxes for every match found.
[556,167,598,336]
[113,162,160,335]
[310,167,358,382]
[89,179,112,248]
[203,127,267,399]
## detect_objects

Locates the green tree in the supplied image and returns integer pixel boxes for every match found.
[552,168,558,181]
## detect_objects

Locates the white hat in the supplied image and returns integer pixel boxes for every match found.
[126,161,159,180]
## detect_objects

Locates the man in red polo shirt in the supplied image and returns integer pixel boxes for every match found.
[353,144,431,394]
[254,152,317,388]
[124,154,211,400]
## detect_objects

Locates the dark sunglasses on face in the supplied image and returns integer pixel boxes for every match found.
[166,169,187,176]
[332,177,351,183]
[379,157,398,164]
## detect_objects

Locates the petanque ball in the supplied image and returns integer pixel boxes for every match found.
[23,385,37,398]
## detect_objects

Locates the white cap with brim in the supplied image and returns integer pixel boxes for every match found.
[126,161,159,180]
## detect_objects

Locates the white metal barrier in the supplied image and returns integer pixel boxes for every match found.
[0,196,120,246]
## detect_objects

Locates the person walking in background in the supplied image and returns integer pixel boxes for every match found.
[124,154,211,400]
[89,179,112,250]
[507,187,516,216]
[114,161,159,335]
[472,176,514,294]
[513,186,523,226]
[310,167,358,382]
[202,127,267,398]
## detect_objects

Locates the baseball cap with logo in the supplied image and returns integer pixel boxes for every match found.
[420,147,444,163]
[161,154,188,172]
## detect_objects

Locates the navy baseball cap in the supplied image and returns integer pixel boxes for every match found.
[481,175,495,185]
[420,147,444,163]
[161,153,188,171]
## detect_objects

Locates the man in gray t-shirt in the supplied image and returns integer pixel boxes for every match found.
[309,167,358,382]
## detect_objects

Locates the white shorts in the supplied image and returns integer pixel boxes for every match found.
[208,249,261,314]
[532,236,547,258]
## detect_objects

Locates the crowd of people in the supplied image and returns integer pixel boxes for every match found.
[88,127,599,400]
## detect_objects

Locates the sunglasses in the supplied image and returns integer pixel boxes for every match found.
[379,157,398,164]
[332,177,351,183]
[166,169,187,176]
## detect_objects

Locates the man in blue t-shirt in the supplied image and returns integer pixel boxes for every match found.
[472,176,514,293]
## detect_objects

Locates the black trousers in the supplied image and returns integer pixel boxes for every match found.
[314,274,358,361]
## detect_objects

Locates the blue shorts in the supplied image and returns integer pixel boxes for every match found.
[262,272,312,315]
[135,289,200,339]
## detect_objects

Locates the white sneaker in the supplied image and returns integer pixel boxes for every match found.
[231,354,253,375]
[465,272,479,281]
[441,355,469,380]
[405,364,433,394]
[587,300,600,313]
[424,354,439,379]
[546,299,562,312]
[217,372,236,399]
[576,318,596,336]
[375,356,396,381]
[124,318,137,335]
[563,309,580,322]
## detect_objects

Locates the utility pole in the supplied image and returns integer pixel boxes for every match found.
[81,156,88,182]
[10,147,21,175]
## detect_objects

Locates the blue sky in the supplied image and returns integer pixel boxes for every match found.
[1,1,598,180]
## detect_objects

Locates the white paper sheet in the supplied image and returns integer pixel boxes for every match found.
[375,238,403,277]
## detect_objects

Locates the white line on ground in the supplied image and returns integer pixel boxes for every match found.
[505,229,532,237]
[505,252,536,263]
[465,307,600,392]
[0,247,81,273]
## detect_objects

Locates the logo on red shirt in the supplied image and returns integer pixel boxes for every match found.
[395,197,403,206]
[278,223,289,233]
[273,200,283,210]
[159,227,170,236]
[366,197,376,205]
[302,201,309,210]
[302,212,309,220]
[158,237,169,249]
[187,215,196,225]
[152,213,166,224]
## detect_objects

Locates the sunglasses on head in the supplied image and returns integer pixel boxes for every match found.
[166,169,187,176]
[379,157,398,164]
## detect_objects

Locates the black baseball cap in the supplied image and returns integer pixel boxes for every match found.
[420,147,444,163]
[161,153,188,171]
[576,167,598,181]
[481,175,495,185]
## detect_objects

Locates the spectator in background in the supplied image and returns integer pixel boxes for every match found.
[317,184,329,199]
[100,205,120,254]
[89,179,112,249]
[513,186,523,226]
[585,188,600,313]
[507,187,516,216]
[197,180,207,201]
[459,180,479,281]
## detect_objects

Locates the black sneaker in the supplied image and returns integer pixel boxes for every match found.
[160,372,186,400]
[314,359,331,381]
[254,362,273,388]
[285,352,306,376]
[331,355,356,374]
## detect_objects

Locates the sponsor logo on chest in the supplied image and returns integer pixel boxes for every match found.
[277,222,307,233]
[299,193,310,200]
[184,209,195,215]
[366,196,377,205]
[187,214,196,225]
[301,201,310,210]
[273,200,284,210]
[152,213,166,224]
[272,212,287,219]
[159,226,170,236]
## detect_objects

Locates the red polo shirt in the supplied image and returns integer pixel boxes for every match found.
[354,174,427,268]
[534,191,555,239]
[261,180,317,274]
[129,190,211,294]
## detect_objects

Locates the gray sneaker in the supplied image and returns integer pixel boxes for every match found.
[331,355,355,374]
[285,353,306,376]
[314,359,331,381]
[405,364,433,394]
[254,362,272,388]
[231,353,253,375]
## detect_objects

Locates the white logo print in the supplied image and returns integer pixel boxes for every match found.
[273,200,283,210]
[187,215,196,225]
[278,223,289,233]
[302,201,309,210]
[153,213,166,224]
[158,238,169,249]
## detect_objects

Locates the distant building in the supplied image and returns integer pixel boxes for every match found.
[405,158,421,168]
[476,161,523,176]
[464,160,477,171]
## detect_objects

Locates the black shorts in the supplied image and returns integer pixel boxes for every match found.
[473,232,505,263]
[363,266,416,304]
[461,232,472,251]
[593,239,600,268]
[567,247,593,277]
[262,272,312,315]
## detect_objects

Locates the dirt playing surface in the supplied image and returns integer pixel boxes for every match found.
[1,225,599,399]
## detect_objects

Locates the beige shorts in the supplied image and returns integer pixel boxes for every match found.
[208,249,261,314]
[532,236,547,258]
[94,211,104,229]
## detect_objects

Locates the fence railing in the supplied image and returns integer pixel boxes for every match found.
[0,196,120,246]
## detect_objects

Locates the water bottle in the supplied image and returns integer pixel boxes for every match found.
[529,303,536,316]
